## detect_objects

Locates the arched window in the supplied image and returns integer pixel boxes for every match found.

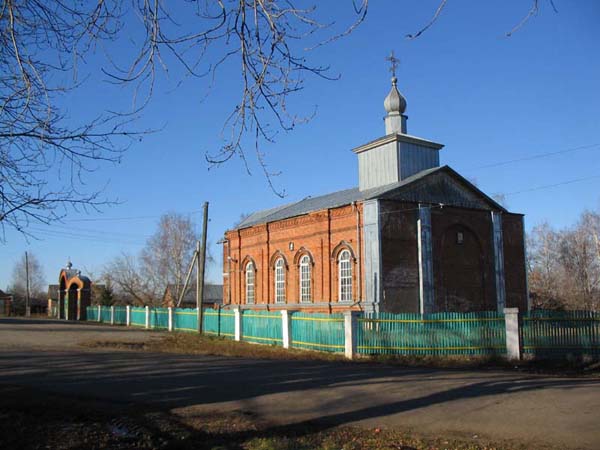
[338,249,352,302]
[245,262,255,304]
[274,258,285,303]
[299,255,311,302]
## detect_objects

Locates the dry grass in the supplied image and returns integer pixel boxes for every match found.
[82,332,600,376]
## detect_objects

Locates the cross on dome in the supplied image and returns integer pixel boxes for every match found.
[385,51,400,77]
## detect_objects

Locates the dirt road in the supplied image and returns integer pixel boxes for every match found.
[1,318,598,449]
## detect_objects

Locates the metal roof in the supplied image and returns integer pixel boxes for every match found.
[236,166,446,228]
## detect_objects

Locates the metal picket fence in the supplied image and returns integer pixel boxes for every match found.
[521,310,600,357]
[173,308,198,332]
[357,311,506,356]
[113,306,127,325]
[203,308,235,338]
[149,308,169,330]
[290,312,345,353]
[130,307,146,327]
[83,305,599,360]
[242,310,283,345]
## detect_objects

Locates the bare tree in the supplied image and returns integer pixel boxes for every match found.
[528,212,600,311]
[103,212,214,305]
[140,213,200,303]
[102,253,158,306]
[558,212,600,311]
[8,251,46,300]
[407,0,558,39]
[1,0,368,237]
[0,1,148,238]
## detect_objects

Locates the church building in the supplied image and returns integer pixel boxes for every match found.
[221,66,528,314]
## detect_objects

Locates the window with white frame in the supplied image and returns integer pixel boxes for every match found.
[338,249,352,302]
[299,255,311,302]
[245,261,255,304]
[275,258,285,303]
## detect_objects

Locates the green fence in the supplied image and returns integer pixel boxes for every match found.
[203,308,235,338]
[173,308,198,332]
[130,307,146,327]
[521,310,600,358]
[291,312,345,353]
[113,306,127,325]
[82,306,599,360]
[86,306,98,321]
[357,311,506,356]
[100,307,112,323]
[242,310,283,345]
[149,308,169,330]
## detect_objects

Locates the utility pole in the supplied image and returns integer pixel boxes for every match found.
[197,202,209,333]
[25,251,31,317]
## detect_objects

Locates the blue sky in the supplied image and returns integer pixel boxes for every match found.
[2,1,599,290]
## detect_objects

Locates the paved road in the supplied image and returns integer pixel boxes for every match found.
[1,318,599,449]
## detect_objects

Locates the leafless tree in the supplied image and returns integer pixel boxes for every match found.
[139,213,200,303]
[407,0,558,39]
[8,251,46,299]
[103,212,212,305]
[0,1,148,238]
[528,211,600,311]
[1,0,368,237]
[102,253,157,306]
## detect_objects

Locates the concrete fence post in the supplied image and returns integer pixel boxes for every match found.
[126,305,131,326]
[504,307,521,360]
[110,306,115,325]
[344,311,359,360]
[234,307,242,341]
[145,305,150,329]
[281,310,292,349]
[168,307,173,332]
[97,304,102,322]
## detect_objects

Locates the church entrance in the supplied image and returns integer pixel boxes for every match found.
[67,284,78,320]
[439,225,485,312]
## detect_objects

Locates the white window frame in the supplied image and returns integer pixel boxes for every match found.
[245,262,255,304]
[338,249,353,302]
[299,255,311,303]
[274,258,286,303]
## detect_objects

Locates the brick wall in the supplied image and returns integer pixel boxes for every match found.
[223,204,364,311]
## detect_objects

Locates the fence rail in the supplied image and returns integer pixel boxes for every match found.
[84,306,599,360]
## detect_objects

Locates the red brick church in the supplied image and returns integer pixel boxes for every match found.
[221,65,528,314]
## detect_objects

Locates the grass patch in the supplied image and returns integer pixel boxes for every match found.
[0,383,542,450]
[83,333,346,362]
[82,331,600,376]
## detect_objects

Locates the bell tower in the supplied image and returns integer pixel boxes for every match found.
[354,53,444,191]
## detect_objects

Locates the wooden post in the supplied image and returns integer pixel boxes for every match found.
[25,252,31,317]
[197,202,209,333]
[110,306,115,325]
[97,304,102,322]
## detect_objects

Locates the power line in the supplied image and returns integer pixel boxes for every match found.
[504,173,600,197]
[466,143,600,171]
[29,227,146,246]
[40,223,151,239]
[67,209,202,223]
